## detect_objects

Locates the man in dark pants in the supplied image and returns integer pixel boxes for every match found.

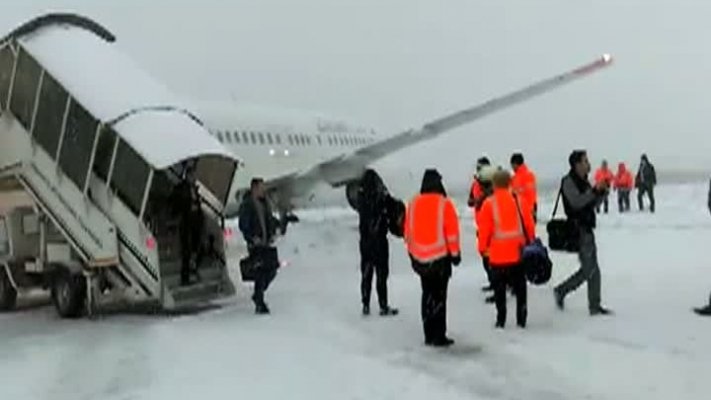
[693,178,711,316]
[172,165,204,286]
[554,150,613,316]
[636,154,657,212]
[477,169,536,328]
[357,169,399,316]
[404,169,461,347]
[238,178,281,314]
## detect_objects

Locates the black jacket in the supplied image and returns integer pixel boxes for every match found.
[636,162,657,188]
[561,171,604,231]
[358,170,390,242]
[238,192,279,247]
[707,179,711,214]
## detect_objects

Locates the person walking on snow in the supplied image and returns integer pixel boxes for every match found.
[477,169,536,328]
[613,162,634,213]
[404,169,461,347]
[693,178,711,316]
[635,154,657,212]
[356,169,399,317]
[594,160,614,214]
[553,150,613,316]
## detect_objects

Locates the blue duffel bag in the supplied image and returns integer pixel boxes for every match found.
[522,238,553,285]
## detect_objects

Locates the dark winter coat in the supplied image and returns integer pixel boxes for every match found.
[707,179,711,214]
[561,170,603,231]
[635,159,657,189]
[238,191,279,248]
[358,170,391,243]
[420,169,447,196]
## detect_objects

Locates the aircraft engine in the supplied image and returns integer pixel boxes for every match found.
[345,180,361,211]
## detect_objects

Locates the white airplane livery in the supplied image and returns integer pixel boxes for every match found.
[197,53,614,218]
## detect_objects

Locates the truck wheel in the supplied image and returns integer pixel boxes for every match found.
[0,267,17,311]
[51,269,86,319]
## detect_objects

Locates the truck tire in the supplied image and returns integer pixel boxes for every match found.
[51,268,85,319]
[0,267,17,311]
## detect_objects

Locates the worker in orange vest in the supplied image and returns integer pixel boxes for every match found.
[468,158,497,297]
[613,162,633,212]
[477,169,535,328]
[510,153,538,222]
[594,160,615,214]
[403,169,461,346]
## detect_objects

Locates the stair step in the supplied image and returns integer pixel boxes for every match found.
[168,280,224,306]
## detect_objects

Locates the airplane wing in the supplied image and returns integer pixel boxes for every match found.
[235,55,613,215]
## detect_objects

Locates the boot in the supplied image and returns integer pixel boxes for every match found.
[481,285,494,292]
[379,306,399,316]
[430,337,455,347]
[255,302,270,315]
[693,304,711,316]
[362,304,370,316]
[589,306,613,316]
[485,295,495,304]
[554,289,565,310]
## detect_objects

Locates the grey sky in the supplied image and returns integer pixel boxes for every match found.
[2,0,710,189]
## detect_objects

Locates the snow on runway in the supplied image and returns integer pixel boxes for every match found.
[1,183,710,400]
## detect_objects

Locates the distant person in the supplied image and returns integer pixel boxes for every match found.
[468,157,496,300]
[613,162,634,213]
[553,150,613,316]
[477,169,535,328]
[510,153,538,222]
[171,164,204,286]
[238,178,281,314]
[356,169,399,317]
[635,154,657,212]
[404,169,461,347]
[594,160,614,214]
[693,178,711,316]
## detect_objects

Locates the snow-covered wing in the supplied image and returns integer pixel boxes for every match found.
[296,55,613,187]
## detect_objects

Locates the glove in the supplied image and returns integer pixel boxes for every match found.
[451,254,461,267]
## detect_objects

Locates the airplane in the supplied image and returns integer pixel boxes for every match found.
[197,54,613,222]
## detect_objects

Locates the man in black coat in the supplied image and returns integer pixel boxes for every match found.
[636,154,657,213]
[238,178,281,314]
[172,165,204,286]
[357,169,399,316]
[693,178,711,316]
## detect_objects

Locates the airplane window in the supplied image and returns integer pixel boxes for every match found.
[288,135,294,146]
[224,131,232,143]
[242,131,249,144]
[327,137,333,146]
[275,134,282,145]
[250,131,257,144]
[217,131,224,142]
[267,133,273,145]
[233,131,240,143]
[258,133,265,145]
[298,135,304,146]
[317,136,322,145]
[305,136,311,145]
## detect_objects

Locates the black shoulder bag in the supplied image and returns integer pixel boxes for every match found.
[546,183,580,253]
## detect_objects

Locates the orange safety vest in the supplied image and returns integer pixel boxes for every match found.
[403,193,461,263]
[511,163,537,208]
[477,189,535,267]
[594,167,614,186]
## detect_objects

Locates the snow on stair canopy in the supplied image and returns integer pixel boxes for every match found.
[11,15,238,170]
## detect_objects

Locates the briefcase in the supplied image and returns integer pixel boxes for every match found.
[239,247,280,282]
[546,188,579,253]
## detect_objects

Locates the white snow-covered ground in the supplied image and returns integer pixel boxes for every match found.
[1,183,710,400]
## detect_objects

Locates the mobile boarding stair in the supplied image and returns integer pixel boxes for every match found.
[0,13,237,318]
